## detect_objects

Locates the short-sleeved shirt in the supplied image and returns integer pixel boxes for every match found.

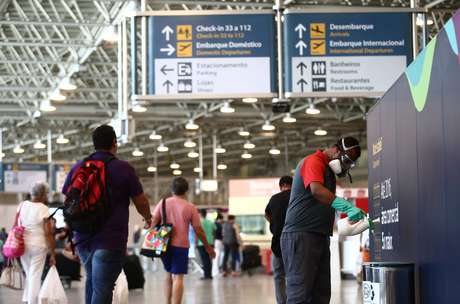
[198,218,216,246]
[283,150,336,236]
[153,196,201,249]
[62,151,144,251]
[19,201,49,248]
[265,190,291,257]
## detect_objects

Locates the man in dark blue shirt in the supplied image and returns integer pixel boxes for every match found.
[62,125,152,304]
[265,176,293,304]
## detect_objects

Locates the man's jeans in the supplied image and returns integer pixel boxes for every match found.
[78,248,123,304]
[272,254,287,304]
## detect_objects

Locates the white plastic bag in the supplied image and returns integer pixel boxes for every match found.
[112,270,129,304]
[38,266,68,304]
[0,259,25,290]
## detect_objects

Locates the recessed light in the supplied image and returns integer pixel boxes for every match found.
[282,113,296,123]
[56,134,69,144]
[170,162,180,169]
[217,163,228,170]
[242,97,258,103]
[262,120,275,131]
[215,145,226,154]
[314,128,328,136]
[157,143,169,152]
[132,148,144,157]
[184,139,197,148]
[241,151,252,159]
[172,169,182,176]
[149,131,162,140]
[243,141,255,149]
[185,119,199,130]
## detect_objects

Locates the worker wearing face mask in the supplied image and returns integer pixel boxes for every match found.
[281,137,364,304]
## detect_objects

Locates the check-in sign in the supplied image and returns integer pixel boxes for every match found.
[148,12,277,99]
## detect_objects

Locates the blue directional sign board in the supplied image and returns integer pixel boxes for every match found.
[147,12,276,98]
[284,11,412,97]
[2,163,48,193]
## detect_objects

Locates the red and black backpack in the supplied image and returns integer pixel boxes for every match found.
[63,154,114,234]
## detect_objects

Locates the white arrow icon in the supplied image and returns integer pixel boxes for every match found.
[295,24,307,39]
[160,44,175,56]
[161,25,174,41]
[295,40,307,56]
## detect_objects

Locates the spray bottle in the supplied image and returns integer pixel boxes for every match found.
[337,216,380,236]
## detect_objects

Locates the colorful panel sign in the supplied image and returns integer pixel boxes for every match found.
[367,10,460,303]
[52,164,72,193]
[148,12,276,98]
[284,12,412,97]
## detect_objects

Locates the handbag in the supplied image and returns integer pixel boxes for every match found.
[38,266,68,304]
[0,258,25,290]
[140,198,173,258]
[112,270,129,304]
[3,203,25,258]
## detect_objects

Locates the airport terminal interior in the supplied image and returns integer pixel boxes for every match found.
[0,0,459,303]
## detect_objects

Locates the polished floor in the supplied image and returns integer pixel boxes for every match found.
[0,267,363,304]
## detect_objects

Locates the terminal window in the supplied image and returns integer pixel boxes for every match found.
[236,215,266,235]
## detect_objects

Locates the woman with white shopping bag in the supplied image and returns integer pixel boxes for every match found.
[19,182,57,304]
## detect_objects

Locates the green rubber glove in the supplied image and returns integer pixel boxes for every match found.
[331,197,365,221]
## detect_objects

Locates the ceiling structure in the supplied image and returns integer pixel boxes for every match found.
[0,0,458,178]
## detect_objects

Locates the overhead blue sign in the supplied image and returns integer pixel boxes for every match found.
[284,12,412,97]
[147,12,276,98]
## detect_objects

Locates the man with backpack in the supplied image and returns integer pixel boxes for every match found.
[62,125,152,304]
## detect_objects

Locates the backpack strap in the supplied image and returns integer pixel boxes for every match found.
[161,198,167,225]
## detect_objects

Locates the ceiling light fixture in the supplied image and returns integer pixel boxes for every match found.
[131,101,147,113]
[220,102,235,113]
[243,140,255,149]
[50,90,66,102]
[217,163,228,170]
[184,139,197,148]
[306,103,321,115]
[241,151,252,159]
[242,97,258,103]
[56,134,69,144]
[147,166,157,173]
[172,169,182,176]
[103,25,118,42]
[282,113,296,123]
[132,148,144,157]
[269,147,281,155]
[215,145,226,154]
[193,167,201,173]
[149,130,162,140]
[13,144,24,154]
[33,140,46,150]
[238,129,250,137]
[170,162,180,169]
[0,152,5,158]
[59,77,77,91]
[262,120,276,131]
[157,143,169,152]
[185,119,199,130]
[187,150,199,158]
[314,128,328,136]
[40,100,56,112]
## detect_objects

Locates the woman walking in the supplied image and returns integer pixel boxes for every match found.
[19,182,56,304]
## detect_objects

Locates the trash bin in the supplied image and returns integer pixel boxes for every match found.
[362,262,415,304]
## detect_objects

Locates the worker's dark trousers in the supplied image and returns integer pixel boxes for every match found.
[280,231,331,304]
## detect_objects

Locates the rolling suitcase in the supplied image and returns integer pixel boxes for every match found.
[122,254,145,290]
[241,245,261,275]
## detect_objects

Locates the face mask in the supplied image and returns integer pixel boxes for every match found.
[328,159,348,178]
